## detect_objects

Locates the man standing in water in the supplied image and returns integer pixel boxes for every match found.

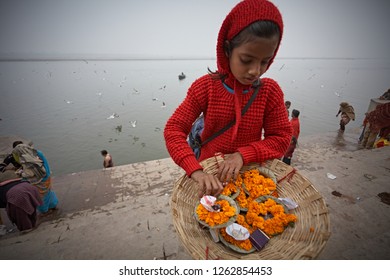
[285,101,291,118]
[282,109,300,165]
[336,102,355,132]
[100,150,114,168]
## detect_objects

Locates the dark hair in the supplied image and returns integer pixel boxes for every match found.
[225,21,280,56]
[12,141,23,148]
[101,150,108,156]
[209,20,280,80]
[292,136,297,144]
[292,109,300,118]
[285,101,291,106]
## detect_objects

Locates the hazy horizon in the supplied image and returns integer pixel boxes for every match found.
[1,54,388,61]
[1,0,389,60]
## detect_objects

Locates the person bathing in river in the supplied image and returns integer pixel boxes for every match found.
[336,102,355,132]
[101,150,114,168]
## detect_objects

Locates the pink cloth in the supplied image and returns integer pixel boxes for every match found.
[6,182,42,231]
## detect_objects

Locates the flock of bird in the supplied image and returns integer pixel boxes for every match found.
[64,83,168,130]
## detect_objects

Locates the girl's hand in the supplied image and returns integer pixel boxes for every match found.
[191,170,224,198]
[217,152,243,183]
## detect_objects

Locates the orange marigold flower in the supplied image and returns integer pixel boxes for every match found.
[242,170,277,199]
[221,175,242,197]
[196,200,236,227]
[235,186,252,209]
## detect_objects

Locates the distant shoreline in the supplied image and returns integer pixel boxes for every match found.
[0,57,215,62]
[0,57,387,62]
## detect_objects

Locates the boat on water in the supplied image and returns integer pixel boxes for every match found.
[178,72,186,80]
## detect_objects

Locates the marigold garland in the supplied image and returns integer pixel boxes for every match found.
[196,199,236,227]
[246,198,297,237]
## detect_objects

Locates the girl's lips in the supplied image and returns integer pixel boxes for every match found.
[244,77,257,84]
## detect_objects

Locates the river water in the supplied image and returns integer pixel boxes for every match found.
[0,58,389,176]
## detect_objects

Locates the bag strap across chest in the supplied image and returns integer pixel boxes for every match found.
[201,85,260,146]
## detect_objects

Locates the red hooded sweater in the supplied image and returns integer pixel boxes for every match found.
[164,0,292,177]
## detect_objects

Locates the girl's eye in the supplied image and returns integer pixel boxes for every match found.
[240,58,251,64]
[261,60,270,66]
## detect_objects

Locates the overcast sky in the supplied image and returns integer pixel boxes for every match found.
[0,0,389,59]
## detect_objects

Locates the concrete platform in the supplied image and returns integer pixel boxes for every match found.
[0,131,389,260]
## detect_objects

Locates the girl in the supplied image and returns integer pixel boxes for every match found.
[164,0,292,198]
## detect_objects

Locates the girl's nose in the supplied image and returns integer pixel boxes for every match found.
[248,63,262,77]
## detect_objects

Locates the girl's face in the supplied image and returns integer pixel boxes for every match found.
[228,35,279,85]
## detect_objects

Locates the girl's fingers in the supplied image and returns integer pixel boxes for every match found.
[196,172,224,198]
[232,168,239,180]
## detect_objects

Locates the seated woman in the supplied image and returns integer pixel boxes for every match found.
[11,143,58,215]
[0,171,42,233]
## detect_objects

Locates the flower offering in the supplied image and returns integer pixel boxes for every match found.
[242,169,277,199]
[195,168,298,254]
[195,195,238,228]
[246,197,297,237]
[219,214,255,252]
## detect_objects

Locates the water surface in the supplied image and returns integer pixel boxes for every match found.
[1,58,388,176]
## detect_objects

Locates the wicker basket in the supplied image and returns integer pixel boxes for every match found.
[171,154,331,260]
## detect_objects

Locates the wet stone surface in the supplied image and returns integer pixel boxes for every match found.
[1,132,390,260]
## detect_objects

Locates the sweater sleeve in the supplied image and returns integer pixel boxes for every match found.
[237,79,292,164]
[164,75,210,176]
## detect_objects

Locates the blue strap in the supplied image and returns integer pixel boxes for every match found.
[223,83,249,94]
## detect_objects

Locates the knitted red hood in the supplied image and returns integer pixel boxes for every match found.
[215,0,284,139]
[216,0,283,80]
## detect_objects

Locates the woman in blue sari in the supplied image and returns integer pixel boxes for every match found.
[12,143,58,214]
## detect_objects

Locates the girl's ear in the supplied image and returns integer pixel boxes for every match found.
[224,40,231,57]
